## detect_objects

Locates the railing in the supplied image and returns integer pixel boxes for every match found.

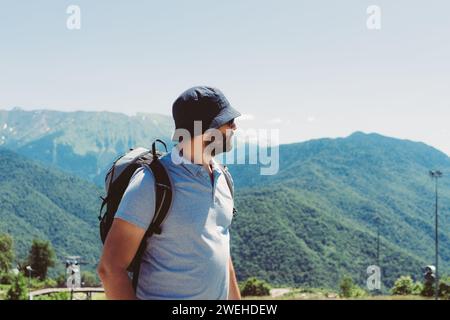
[29,287,105,300]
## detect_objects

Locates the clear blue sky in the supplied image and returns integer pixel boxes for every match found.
[1,1,449,154]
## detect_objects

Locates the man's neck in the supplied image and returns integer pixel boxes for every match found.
[175,143,213,166]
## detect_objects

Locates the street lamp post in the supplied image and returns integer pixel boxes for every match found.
[429,170,443,300]
[376,216,380,269]
[25,265,33,300]
[25,266,32,286]
[376,214,381,294]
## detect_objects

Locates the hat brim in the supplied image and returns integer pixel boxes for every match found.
[208,106,242,129]
[171,106,241,141]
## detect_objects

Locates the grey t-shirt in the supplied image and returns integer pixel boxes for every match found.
[115,150,234,299]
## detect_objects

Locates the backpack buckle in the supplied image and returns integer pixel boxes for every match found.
[155,183,171,191]
[151,139,168,158]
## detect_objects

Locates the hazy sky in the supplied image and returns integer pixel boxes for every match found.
[1,1,449,154]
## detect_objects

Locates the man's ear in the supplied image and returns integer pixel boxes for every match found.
[203,128,224,158]
[190,135,204,164]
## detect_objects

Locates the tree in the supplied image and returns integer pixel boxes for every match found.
[421,279,435,297]
[81,271,100,287]
[55,273,67,287]
[0,272,14,285]
[27,239,56,280]
[439,276,450,300]
[241,277,271,297]
[6,274,29,300]
[339,276,367,298]
[391,276,415,295]
[339,276,354,298]
[412,281,423,295]
[0,234,14,273]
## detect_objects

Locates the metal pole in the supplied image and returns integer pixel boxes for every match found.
[377,216,381,294]
[28,270,31,300]
[435,177,439,300]
[377,222,380,268]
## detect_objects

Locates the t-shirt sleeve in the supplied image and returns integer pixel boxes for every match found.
[114,166,156,230]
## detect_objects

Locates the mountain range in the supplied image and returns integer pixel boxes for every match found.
[1,108,449,289]
[0,107,174,186]
[229,132,450,288]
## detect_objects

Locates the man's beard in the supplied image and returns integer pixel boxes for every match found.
[205,132,233,157]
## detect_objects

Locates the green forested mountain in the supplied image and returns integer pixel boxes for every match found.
[229,132,450,289]
[1,126,450,290]
[0,108,174,185]
[0,148,102,275]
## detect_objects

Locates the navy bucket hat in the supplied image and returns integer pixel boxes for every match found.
[171,86,241,141]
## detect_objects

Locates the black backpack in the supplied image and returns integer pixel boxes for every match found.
[98,139,236,291]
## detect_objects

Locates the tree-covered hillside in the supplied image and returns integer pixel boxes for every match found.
[0,148,102,275]
[2,130,450,290]
[229,132,450,289]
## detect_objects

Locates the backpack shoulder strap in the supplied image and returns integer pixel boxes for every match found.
[146,158,172,236]
[142,139,172,237]
[131,156,172,292]
[219,164,234,198]
[218,164,237,219]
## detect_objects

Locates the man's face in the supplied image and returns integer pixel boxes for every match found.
[219,119,237,152]
[204,119,237,156]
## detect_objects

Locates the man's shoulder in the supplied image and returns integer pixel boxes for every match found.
[129,165,156,190]
[159,151,175,167]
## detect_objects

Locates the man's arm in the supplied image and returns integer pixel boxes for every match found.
[97,218,146,300]
[228,256,241,300]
